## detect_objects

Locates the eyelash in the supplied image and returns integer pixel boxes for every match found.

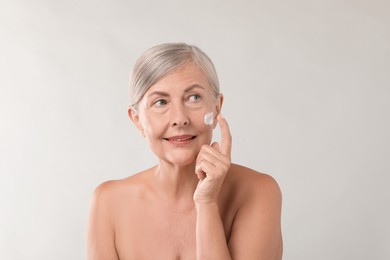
[187,94,201,103]
[151,94,201,108]
[153,99,167,107]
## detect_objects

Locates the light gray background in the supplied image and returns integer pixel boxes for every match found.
[1,0,389,259]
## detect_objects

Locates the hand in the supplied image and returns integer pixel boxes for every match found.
[193,114,232,205]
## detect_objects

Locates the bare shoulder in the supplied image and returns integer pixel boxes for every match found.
[87,170,153,260]
[91,178,129,202]
[226,163,283,259]
[227,163,282,204]
[91,168,154,206]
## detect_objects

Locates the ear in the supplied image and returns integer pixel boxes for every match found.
[128,106,145,137]
[216,93,224,114]
[213,93,224,128]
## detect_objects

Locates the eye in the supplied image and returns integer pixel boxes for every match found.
[153,99,167,107]
[188,94,201,103]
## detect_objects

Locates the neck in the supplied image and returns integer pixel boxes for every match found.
[153,161,199,201]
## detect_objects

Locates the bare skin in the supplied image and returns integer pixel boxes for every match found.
[87,63,283,259]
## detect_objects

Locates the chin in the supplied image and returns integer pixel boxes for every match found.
[164,151,198,167]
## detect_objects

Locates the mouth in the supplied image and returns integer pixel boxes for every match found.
[164,135,196,144]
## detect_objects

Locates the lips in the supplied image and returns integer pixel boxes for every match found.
[164,135,196,144]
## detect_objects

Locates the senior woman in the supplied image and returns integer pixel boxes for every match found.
[87,43,283,260]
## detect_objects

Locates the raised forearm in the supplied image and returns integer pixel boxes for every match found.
[195,203,232,260]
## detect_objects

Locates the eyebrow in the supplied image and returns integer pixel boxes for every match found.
[185,84,205,92]
[146,91,170,98]
[146,84,205,98]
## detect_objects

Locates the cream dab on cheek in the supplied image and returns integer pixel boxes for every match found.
[204,112,214,126]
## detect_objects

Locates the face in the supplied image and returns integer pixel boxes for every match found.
[129,62,223,167]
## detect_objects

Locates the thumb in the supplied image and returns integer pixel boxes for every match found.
[211,141,220,150]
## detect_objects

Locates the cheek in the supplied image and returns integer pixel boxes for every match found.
[196,102,218,127]
[192,111,214,137]
[140,114,164,139]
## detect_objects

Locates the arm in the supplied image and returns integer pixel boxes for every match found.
[194,114,232,259]
[86,182,120,260]
[196,202,232,260]
[194,115,282,259]
[228,174,283,260]
[195,173,283,260]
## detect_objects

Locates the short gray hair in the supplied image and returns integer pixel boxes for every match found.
[129,43,220,110]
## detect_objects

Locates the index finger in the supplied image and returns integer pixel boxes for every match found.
[216,113,232,157]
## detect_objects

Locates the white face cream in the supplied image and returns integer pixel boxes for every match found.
[204,112,214,126]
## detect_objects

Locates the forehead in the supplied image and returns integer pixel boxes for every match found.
[146,62,212,93]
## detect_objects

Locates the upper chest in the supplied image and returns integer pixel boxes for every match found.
[111,172,246,260]
[115,204,197,260]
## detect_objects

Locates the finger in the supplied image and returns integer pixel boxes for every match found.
[195,160,218,179]
[200,144,220,157]
[217,114,232,157]
[197,144,229,166]
[196,145,210,165]
[196,171,206,180]
[198,144,230,166]
[211,142,219,150]
[197,144,220,162]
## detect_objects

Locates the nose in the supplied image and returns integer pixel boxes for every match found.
[170,104,189,127]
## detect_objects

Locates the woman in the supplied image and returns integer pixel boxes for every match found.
[87,43,283,260]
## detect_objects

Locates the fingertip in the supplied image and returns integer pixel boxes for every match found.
[211,141,220,149]
[196,172,206,180]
